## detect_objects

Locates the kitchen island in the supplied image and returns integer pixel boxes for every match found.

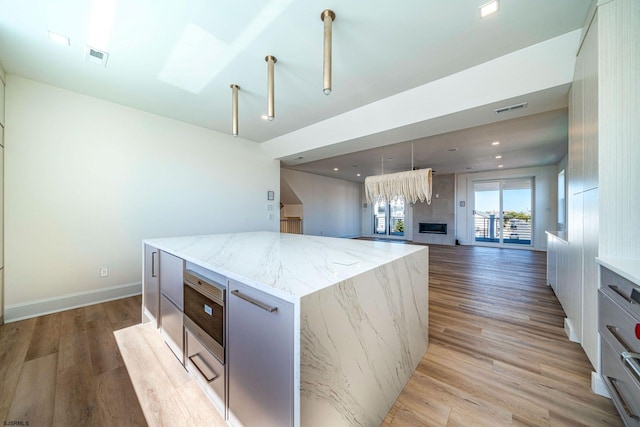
[143,231,429,427]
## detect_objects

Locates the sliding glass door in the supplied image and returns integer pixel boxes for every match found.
[473,178,532,246]
[374,199,405,237]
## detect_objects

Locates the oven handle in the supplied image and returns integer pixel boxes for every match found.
[189,353,218,383]
[231,290,278,313]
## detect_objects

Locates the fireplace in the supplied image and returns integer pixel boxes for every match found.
[419,223,447,234]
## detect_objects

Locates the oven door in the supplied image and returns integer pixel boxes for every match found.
[184,283,225,363]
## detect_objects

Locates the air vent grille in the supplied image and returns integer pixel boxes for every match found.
[494,102,528,114]
[85,46,109,67]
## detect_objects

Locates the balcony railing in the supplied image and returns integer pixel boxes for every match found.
[474,212,531,244]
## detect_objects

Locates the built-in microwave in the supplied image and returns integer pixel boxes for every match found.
[183,270,225,363]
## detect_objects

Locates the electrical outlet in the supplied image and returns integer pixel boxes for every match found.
[99,267,108,277]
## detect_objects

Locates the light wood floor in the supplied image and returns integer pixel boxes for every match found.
[383,244,621,426]
[0,244,622,426]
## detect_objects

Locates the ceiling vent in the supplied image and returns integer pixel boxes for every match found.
[494,101,528,114]
[85,46,109,67]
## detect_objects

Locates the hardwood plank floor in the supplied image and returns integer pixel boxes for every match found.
[0,296,147,426]
[0,244,622,426]
[383,244,621,426]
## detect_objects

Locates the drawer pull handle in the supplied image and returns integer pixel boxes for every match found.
[188,353,218,383]
[622,352,640,384]
[609,285,635,304]
[231,290,278,313]
[151,251,157,278]
[607,325,633,351]
[608,377,640,421]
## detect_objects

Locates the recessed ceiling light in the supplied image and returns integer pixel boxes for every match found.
[357,173,361,177]
[492,141,500,146]
[498,164,504,168]
[495,155,502,159]
[48,31,70,46]
[480,0,499,18]
[333,167,339,171]
[261,115,269,120]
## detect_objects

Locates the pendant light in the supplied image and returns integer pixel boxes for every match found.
[265,55,277,121]
[230,84,240,137]
[364,143,433,205]
[320,9,336,95]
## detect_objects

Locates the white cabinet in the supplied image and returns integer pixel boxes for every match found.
[547,234,557,292]
[228,279,294,427]
[142,244,160,327]
[562,6,599,366]
[160,250,185,364]
[0,78,5,127]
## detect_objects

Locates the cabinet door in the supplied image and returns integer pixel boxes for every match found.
[143,244,160,327]
[159,250,184,309]
[228,280,294,427]
[0,79,5,127]
[547,236,557,293]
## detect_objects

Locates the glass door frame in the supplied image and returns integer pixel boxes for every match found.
[372,198,408,239]
[470,177,534,247]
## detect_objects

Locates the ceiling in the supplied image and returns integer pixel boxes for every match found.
[0,0,590,180]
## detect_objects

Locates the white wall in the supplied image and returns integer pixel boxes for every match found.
[456,165,557,251]
[5,75,279,317]
[282,204,303,218]
[280,169,361,238]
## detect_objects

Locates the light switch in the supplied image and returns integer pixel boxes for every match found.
[267,204,274,211]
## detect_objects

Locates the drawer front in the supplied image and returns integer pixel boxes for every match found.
[601,267,640,319]
[186,329,226,417]
[599,290,640,354]
[601,338,640,426]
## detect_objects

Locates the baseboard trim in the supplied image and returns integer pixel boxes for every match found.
[592,371,610,398]
[564,317,580,343]
[4,282,142,323]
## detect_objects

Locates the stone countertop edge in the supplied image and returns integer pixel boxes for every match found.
[596,257,640,286]
[143,232,427,304]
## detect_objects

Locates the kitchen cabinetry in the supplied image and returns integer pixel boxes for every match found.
[0,75,5,127]
[228,278,294,427]
[160,250,185,364]
[562,4,599,367]
[599,265,640,426]
[142,244,160,327]
[0,76,5,323]
[546,234,557,293]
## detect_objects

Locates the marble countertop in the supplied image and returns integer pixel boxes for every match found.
[596,257,640,286]
[144,231,427,303]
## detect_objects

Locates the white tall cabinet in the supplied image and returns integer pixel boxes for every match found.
[0,69,5,324]
[554,0,640,391]
[566,6,599,368]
